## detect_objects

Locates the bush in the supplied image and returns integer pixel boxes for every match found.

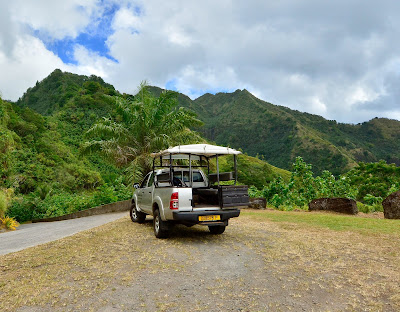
[8,178,132,221]
[357,201,383,213]
[0,190,7,218]
[248,185,263,198]
[7,195,39,222]
[363,194,383,206]
[92,184,119,206]
[33,192,97,219]
[253,157,360,211]
[0,216,19,230]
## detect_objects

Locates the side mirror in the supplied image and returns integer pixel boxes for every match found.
[133,183,140,189]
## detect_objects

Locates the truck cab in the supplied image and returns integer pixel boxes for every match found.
[130,144,249,238]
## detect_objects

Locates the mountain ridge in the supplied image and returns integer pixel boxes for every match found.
[150,86,400,175]
[16,70,400,175]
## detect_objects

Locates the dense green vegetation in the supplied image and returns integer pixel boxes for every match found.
[1,71,131,222]
[1,69,399,223]
[167,88,400,176]
[84,82,203,181]
[1,70,290,222]
[249,157,400,212]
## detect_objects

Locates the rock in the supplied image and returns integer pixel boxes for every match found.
[308,198,358,215]
[382,191,400,219]
[248,197,266,209]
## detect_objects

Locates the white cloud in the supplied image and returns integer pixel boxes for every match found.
[112,7,142,31]
[0,34,67,100]
[11,0,99,40]
[1,0,400,124]
[172,65,240,99]
[72,45,115,78]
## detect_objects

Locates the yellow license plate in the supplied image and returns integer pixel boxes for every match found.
[199,215,221,221]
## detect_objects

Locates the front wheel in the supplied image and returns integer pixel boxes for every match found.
[153,209,169,238]
[130,202,146,223]
[208,225,226,234]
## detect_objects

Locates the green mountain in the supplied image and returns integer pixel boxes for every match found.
[175,89,400,175]
[1,70,290,222]
[17,69,118,115]
[1,71,131,221]
[6,68,399,222]
[11,69,400,185]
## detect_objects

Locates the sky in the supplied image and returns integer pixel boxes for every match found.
[1,0,400,124]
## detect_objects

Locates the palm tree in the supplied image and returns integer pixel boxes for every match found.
[83,82,203,181]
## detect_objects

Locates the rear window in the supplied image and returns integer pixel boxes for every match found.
[182,171,204,182]
[156,170,204,184]
[193,172,204,182]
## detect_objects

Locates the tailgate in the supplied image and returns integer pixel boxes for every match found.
[178,188,192,211]
[219,185,249,209]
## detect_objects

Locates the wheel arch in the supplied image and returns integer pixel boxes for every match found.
[153,197,166,220]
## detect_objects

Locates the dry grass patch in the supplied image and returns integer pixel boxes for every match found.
[235,210,400,310]
[0,217,181,311]
[1,210,400,311]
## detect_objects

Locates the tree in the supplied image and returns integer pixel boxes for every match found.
[83,82,203,181]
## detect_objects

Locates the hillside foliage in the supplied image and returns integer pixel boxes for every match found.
[170,89,400,176]
[1,72,131,222]
[2,70,290,222]
[84,82,204,181]
[1,70,399,221]
[249,157,400,212]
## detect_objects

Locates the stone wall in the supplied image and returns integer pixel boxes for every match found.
[308,198,358,215]
[32,199,131,223]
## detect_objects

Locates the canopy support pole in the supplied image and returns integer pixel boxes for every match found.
[234,154,237,185]
[169,154,173,185]
[189,154,192,188]
[216,154,220,186]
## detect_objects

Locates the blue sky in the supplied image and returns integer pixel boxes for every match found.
[1,0,400,123]
[38,3,119,64]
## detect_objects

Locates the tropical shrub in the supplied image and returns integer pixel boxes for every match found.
[0,190,7,218]
[0,216,19,230]
[83,82,203,182]
[252,157,359,210]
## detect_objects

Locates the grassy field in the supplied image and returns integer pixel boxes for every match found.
[1,209,399,311]
[245,209,400,236]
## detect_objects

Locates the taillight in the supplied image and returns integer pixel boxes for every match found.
[170,192,179,210]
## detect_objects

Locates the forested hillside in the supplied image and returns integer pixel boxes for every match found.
[2,69,400,222]
[182,89,400,175]
[1,70,289,222]
[0,71,130,221]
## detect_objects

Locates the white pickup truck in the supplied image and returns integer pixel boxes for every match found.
[130,144,249,238]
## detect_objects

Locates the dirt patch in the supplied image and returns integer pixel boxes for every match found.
[1,211,399,311]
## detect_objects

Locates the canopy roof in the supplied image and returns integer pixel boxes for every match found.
[151,144,241,158]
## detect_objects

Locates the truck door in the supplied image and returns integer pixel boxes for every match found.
[141,172,155,212]
[137,173,151,211]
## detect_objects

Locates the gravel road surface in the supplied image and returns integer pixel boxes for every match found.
[0,212,128,255]
[1,211,399,311]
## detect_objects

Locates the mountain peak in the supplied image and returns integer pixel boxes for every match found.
[16,69,116,115]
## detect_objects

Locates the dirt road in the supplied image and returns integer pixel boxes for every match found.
[1,211,399,311]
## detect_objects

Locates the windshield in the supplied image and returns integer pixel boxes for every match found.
[174,171,204,182]
[156,170,204,183]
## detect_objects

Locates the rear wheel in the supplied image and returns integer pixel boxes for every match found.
[130,202,146,223]
[208,225,226,234]
[153,209,169,238]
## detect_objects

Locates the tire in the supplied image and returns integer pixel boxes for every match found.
[208,225,226,234]
[130,202,146,223]
[153,209,169,238]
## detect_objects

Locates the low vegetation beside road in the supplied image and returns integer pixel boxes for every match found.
[1,209,399,311]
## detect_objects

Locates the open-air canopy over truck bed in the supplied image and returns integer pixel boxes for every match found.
[131,144,249,238]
